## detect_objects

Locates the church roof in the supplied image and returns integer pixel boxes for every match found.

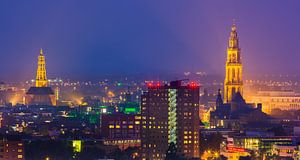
[26,87,54,95]
[232,92,245,103]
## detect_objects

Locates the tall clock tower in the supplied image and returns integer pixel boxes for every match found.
[36,48,48,87]
[224,22,243,103]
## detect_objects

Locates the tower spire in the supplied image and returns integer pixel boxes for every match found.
[36,49,48,87]
[224,21,243,103]
[216,89,223,107]
[40,48,43,55]
[232,19,236,30]
[229,20,239,48]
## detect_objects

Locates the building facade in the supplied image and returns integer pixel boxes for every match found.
[246,90,300,114]
[224,22,243,103]
[0,140,24,160]
[140,81,200,159]
[101,114,141,150]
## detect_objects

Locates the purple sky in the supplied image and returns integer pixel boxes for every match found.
[0,1,299,80]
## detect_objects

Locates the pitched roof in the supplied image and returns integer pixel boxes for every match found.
[232,92,245,103]
[26,87,54,95]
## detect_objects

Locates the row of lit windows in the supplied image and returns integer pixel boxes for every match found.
[0,143,23,147]
[183,112,192,116]
[184,131,193,134]
[271,98,300,102]
[104,139,141,145]
[108,125,136,129]
[183,140,193,144]
[184,136,193,139]
[108,121,136,125]
[142,125,167,129]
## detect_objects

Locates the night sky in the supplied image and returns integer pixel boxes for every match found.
[0,1,300,81]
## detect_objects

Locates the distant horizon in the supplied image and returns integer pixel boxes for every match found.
[2,72,300,83]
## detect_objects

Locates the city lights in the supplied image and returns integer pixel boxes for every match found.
[0,1,299,160]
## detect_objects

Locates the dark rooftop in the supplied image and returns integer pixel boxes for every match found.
[26,87,54,95]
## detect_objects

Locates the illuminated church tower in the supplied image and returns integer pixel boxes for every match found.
[36,48,48,87]
[26,49,56,106]
[224,22,243,103]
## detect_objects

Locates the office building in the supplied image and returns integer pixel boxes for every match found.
[140,80,200,159]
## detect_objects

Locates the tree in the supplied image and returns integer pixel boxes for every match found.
[200,132,223,156]
[166,142,177,160]
[124,147,139,159]
[76,146,105,160]
[165,142,186,160]
[25,140,73,160]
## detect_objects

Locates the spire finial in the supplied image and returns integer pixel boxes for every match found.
[232,19,237,31]
[216,89,223,105]
[40,48,43,55]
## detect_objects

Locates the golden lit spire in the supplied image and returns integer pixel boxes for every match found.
[229,20,239,48]
[224,21,243,103]
[35,48,48,87]
[232,19,236,31]
[40,48,43,55]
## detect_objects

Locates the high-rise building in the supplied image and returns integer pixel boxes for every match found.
[140,80,200,160]
[25,49,56,106]
[224,22,243,103]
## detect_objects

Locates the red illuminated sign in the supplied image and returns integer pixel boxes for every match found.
[226,146,246,152]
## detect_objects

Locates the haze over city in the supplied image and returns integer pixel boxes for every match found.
[0,1,300,81]
[2,1,300,160]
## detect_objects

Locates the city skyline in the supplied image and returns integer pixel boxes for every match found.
[1,2,300,159]
[0,1,300,81]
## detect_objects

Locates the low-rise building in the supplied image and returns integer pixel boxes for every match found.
[101,113,141,150]
[0,139,24,160]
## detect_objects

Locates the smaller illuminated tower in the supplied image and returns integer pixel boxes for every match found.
[36,48,48,87]
[224,22,243,103]
[26,49,56,106]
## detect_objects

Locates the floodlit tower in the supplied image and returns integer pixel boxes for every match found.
[35,48,48,87]
[224,22,243,103]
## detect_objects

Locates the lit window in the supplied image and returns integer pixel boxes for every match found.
[116,125,120,128]
[109,125,114,128]
[135,121,140,125]
[18,155,23,159]
[128,125,133,129]
[18,149,22,152]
